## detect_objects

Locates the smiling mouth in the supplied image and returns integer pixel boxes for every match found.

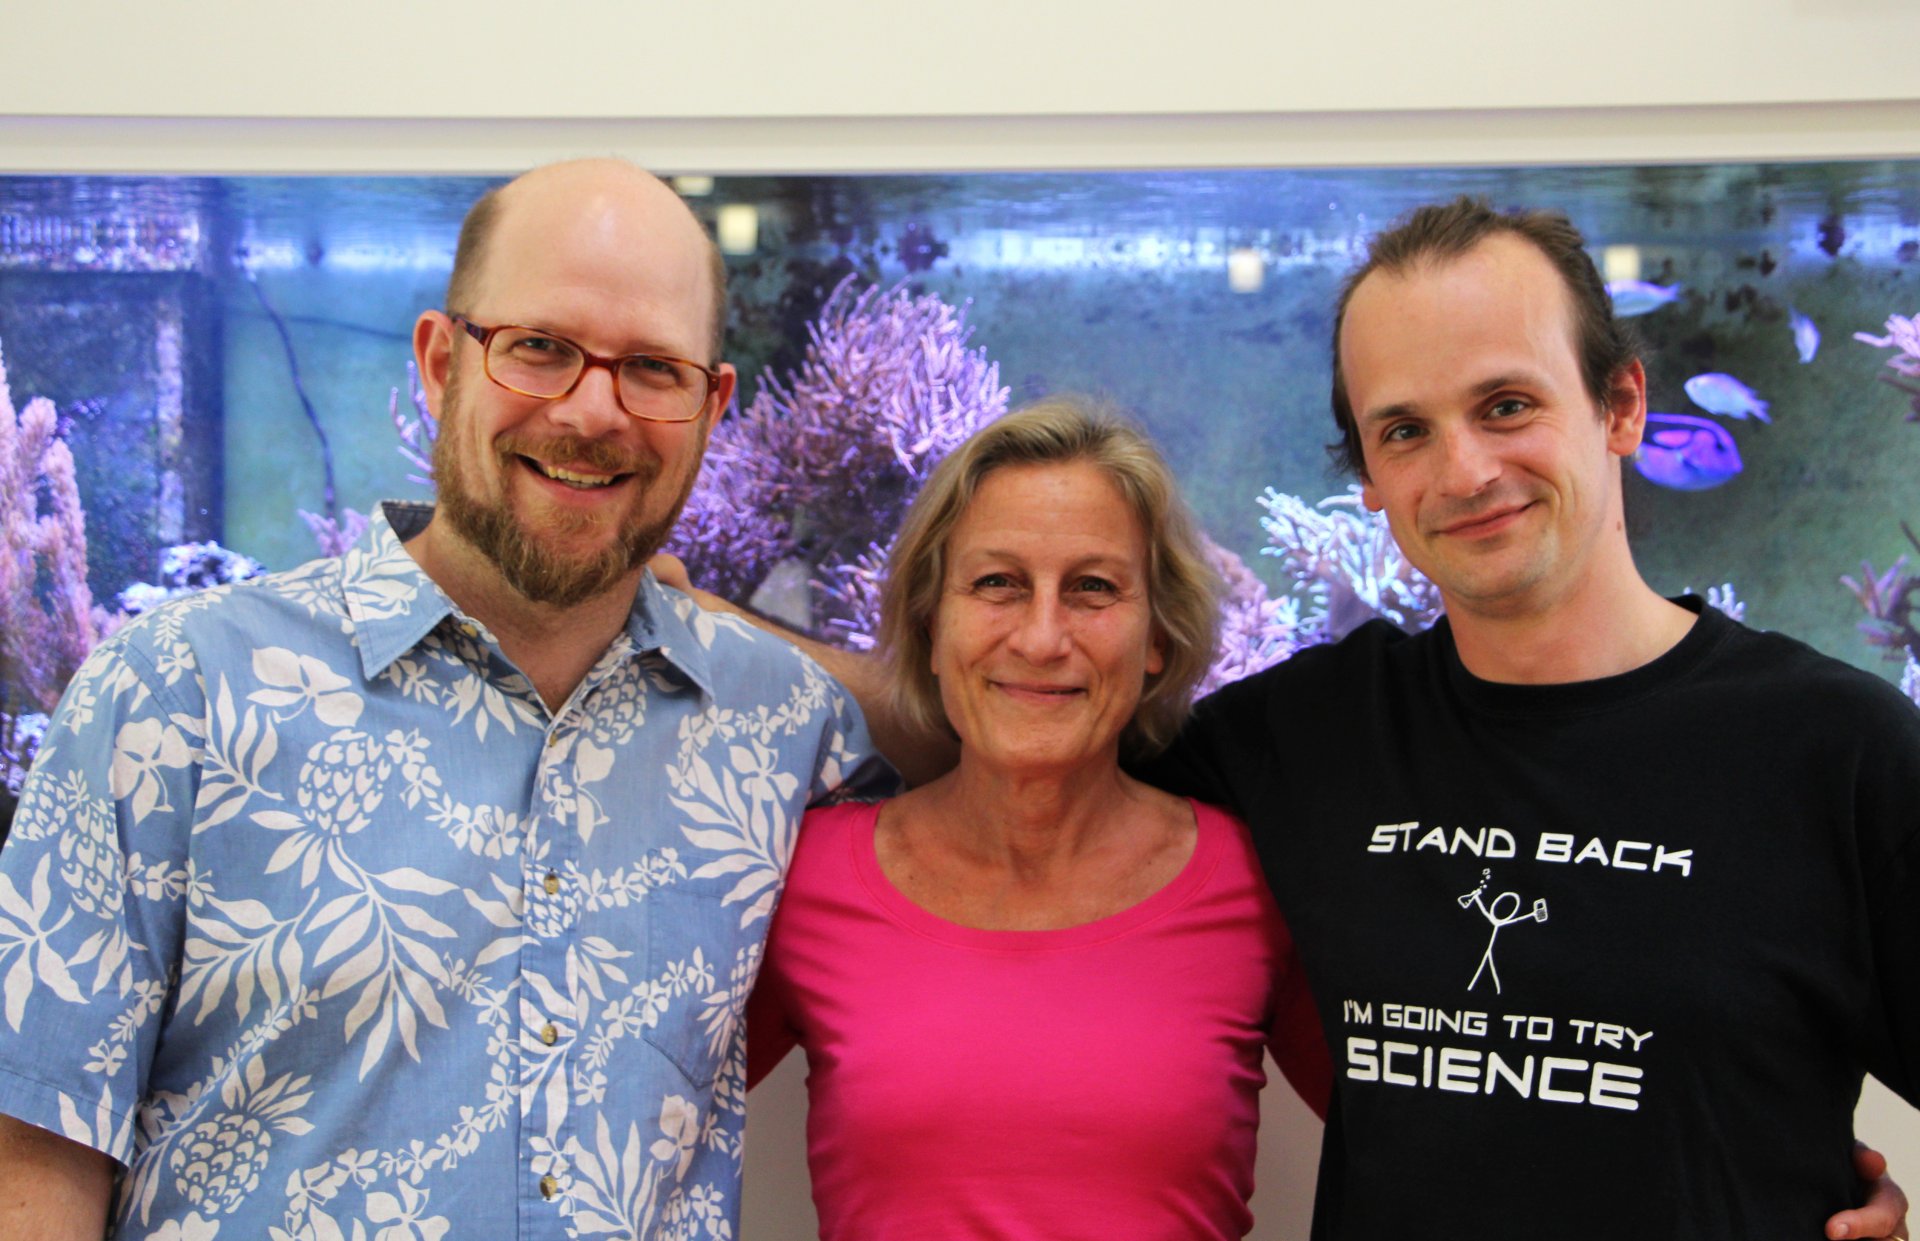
[1439,502,1532,536]
[523,457,631,490]
[995,682,1084,698]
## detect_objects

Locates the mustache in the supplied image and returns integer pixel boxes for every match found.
[1423,489,1532,532]
[493,431,658,479]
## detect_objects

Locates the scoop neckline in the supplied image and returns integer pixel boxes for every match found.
[847,797,1222,951]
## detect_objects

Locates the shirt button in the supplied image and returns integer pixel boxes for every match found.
[543,872,560,896]
[541,1023,558,1046]
[539,1174,558,1200]
[545,732,560,748]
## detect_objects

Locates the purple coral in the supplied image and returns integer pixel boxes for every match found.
[300,508,372,558]
[1258,486,1444,643]
[0,337,106,717]
[669,277,1009,618]
[1853,313,1920,422]
[1197,537,1304,697]
[389,361,437,486]
[1841,527,1920,665]
[812,542,891,652]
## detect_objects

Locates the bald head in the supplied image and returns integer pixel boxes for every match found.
[446,159,730,364]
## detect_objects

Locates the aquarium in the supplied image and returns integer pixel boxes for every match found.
[3,161,1919,788]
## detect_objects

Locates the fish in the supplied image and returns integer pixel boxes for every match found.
[1607,280,1683,317]
[1684,372,1771,423]
[1634,413,1743,491]
[1789,307,1820,363]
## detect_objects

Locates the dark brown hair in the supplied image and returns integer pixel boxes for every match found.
[1327,196,1639,477]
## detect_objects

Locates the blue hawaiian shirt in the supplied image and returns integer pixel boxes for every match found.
[0,502,888,1240]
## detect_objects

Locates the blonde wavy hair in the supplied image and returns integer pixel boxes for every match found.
[877,397,1221,758]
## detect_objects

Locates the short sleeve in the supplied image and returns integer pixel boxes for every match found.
[0,636,199,1163]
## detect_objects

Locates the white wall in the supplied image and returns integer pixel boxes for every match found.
[9,3,1918,1235]
[5,0,1920,174]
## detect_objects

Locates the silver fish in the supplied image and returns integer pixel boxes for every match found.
[1684,372,1771,423]
[1789,307,1819,363]
[1607,280,1683,317]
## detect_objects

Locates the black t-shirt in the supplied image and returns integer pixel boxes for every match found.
[1147,601,1920,1240]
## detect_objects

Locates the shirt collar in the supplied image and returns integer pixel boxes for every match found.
[342,500,714,699]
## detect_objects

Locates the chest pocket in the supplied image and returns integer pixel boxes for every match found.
[643,884,749,1088]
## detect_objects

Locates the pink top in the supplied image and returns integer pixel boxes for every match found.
[748,799,1330,1241]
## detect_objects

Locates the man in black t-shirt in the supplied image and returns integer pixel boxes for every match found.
[1147,199,1920,1240]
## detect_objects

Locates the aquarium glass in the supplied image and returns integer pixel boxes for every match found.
[4,162,1919,783]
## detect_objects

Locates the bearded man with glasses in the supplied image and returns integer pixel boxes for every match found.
[0,159,888,1240]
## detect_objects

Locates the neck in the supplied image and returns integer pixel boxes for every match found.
[404,517,640,712]
[924,754,1146,877]
[1446,557,1695,685]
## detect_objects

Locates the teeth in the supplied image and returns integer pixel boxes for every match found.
[537,462,617,488]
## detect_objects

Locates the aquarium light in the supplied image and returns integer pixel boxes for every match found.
[673,176,715,197]
[717,204,759,255]
[1602,245,1642,284]
[1227,247,1265,293]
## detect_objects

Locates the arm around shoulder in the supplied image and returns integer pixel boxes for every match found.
[652,559,957,786]
[0,1113,113,1239]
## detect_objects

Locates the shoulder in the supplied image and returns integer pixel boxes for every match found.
[1706,617,1919,723]
[1199,618,1426,716]
[788,799,884,889]
[58,556,343,714]
[111,553,350,656]
[649,586,834,693]
[1189,801,1269,882]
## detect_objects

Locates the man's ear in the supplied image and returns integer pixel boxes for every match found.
[1604,359,1649,458]
[704,363,737,432]
[414,311,456,419]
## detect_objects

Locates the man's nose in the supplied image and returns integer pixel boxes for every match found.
[1435,427,1499,497]
[547,361,630,437]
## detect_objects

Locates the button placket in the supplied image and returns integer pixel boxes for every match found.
[522,711,581,1209]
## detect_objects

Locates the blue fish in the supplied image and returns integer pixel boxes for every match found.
[1635,413,1743,491]
[1684,372,1771,423]
[1607,280,1683,317]
[1789,307,1820,363]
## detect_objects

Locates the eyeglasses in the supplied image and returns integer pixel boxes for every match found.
[450,314,722,424]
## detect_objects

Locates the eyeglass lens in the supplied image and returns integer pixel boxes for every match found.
[485,327,706,421]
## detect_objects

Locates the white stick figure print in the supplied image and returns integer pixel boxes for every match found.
[1456,868,1548,995]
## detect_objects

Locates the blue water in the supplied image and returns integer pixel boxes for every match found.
[1,160,1916,691]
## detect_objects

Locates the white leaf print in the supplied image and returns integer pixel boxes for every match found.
[462,890,518,930]
[719,870,777,907]
[373,867,457,896]
[313,902,372,968]
[325,937,384,1004]
[575,739,615,785]
[4,953,32,1031]
[249,647,364,727]
[33,940,83,1004]
[358,1000,395,1079]
[473,936,522,968]
[390,904,456,940]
